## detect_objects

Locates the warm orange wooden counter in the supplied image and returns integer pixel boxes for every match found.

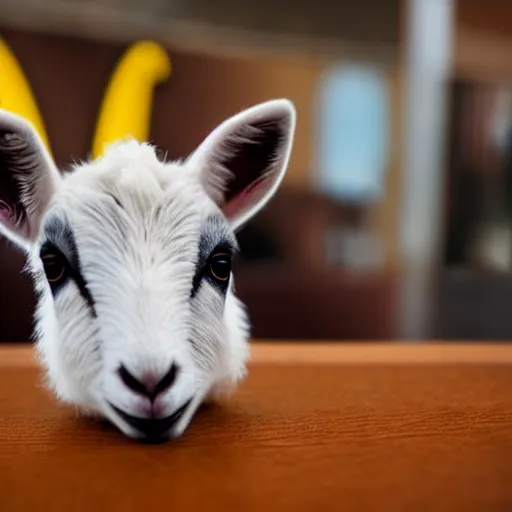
[1,343,512,511]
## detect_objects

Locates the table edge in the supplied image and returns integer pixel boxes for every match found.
[2,342,512,367]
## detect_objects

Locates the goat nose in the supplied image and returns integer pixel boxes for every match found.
[117,363,178,400]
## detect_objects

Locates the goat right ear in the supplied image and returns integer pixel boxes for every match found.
[188,99,295,231]
[0,109,60,249]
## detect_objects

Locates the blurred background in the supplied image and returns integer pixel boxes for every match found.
[2,0,512,343]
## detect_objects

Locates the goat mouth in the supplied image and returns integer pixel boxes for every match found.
[108,398,193,442]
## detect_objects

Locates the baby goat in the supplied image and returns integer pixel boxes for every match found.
[0,100,296,442]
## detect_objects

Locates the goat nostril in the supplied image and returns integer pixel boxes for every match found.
[117,363,179,400]
[153,362,178,397]
[118,364,149,397]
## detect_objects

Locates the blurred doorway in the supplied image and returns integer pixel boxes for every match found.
[436,80,512,340]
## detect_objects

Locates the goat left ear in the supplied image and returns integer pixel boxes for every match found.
[188,99,296,230]
[0,109,61,249]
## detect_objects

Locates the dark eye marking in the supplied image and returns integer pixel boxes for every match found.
[41,218,96,317]
[191,243,233,299]
[191,215,238,299]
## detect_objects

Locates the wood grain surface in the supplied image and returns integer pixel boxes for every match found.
[1,344,512,511]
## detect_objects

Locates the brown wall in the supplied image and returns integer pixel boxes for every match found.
[373,68,403,270]
[455,2,512,81]
[152,52,321,188]
[457,1,512,40]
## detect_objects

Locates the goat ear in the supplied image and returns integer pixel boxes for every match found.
[0,109,60,249]
[188,99,296,230]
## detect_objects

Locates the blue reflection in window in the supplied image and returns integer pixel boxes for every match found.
[317,65,389,203]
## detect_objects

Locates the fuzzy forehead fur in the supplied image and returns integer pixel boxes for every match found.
[62,139,214,217]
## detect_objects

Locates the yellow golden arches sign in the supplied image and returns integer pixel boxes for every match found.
[92,41,171,159]
[0,38,51,151]
[0,38,171,159]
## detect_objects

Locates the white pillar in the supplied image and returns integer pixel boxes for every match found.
[398,0,454,340]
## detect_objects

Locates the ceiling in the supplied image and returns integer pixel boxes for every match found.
[0,0,401,60]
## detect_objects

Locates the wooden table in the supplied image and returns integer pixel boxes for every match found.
[1,343,512,511]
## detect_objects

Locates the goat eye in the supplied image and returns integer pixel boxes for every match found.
[41,253,67,284]
[209,253,231,282]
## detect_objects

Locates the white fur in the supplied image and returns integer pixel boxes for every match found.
[0,100,295,441]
